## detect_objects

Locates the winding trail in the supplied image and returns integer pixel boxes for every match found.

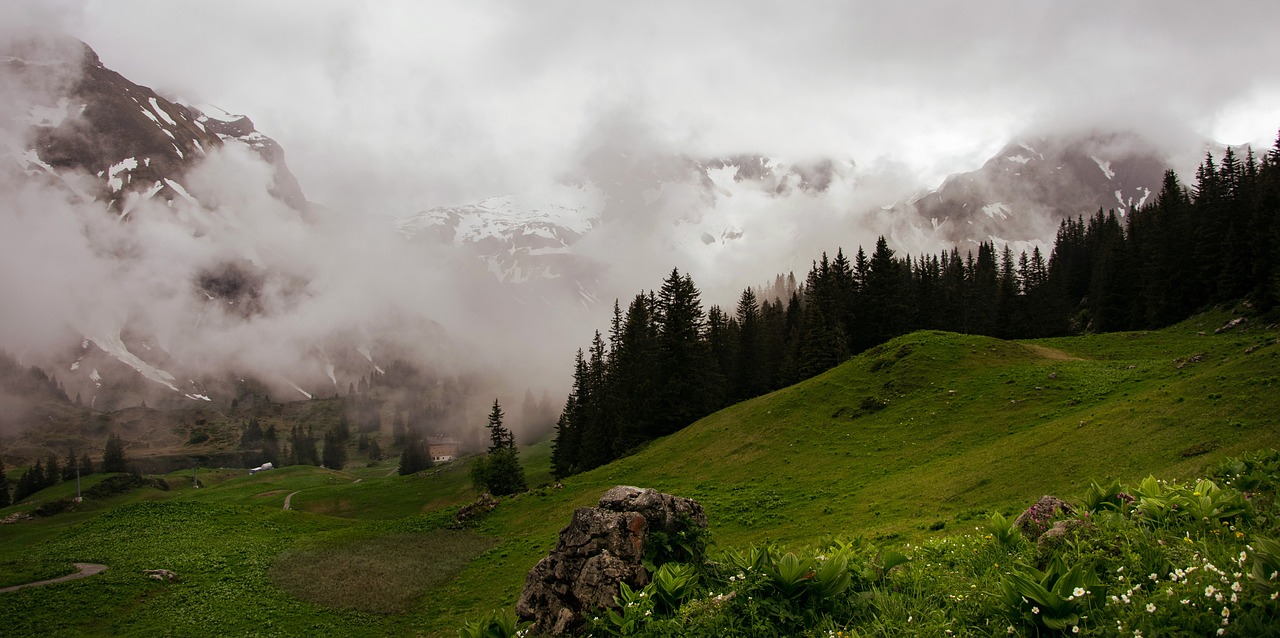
[0,563,108,594]
[283,491,300,511]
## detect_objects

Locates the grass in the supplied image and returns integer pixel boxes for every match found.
[1,311,1278,636]
[271,531,497,614]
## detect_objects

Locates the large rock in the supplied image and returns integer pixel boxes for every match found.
[515,486,706,635]
[1014,495,1075,541]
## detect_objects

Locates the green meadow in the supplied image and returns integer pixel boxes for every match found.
[2,311,1278,636]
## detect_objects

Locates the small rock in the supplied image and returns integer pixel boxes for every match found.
[143,569,180,582]
[1215,318,1246,334]
[1048,372,1058,380]
[451,492,500,529]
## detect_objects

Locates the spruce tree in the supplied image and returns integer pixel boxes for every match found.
[321,428,347,470]
[103,432,128,473]
[473,399,526,495]
[0,458,10,508]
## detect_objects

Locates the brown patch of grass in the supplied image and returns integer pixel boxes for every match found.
[252,489,288,499]
[269,531,496,614]
[1023,344,1084,361]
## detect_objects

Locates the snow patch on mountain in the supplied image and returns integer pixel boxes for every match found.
[1090,155,1116,179]
[982,203,1012,219]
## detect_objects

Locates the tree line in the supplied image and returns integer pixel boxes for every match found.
[551,136,1280,479]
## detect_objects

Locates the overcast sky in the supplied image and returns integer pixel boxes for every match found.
[35,1,1280,217]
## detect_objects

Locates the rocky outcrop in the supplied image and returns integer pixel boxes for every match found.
[1014,495,1074,541]
[515,486,707,635]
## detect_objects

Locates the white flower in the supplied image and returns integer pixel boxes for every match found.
[1181,599,1191,605]
[1206,585,1218,597]
[1007,627,1015,635]
[1032,606,1040,614]
[1149,573,1158,581]
[1072,627,1079,634]
[1146,603,1156,613]
[1074,587,1086,597]
[1222,606,1230,617]
[1231,581,1242,592]
[1218,629,1225,636]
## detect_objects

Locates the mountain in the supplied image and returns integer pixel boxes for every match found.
[397,134,1176,310]
[3,37,306,216]
[887,131,1172,251]
[397,154,857,309]
[1,37,452,410]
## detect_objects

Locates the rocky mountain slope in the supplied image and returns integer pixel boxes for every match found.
[888,132,1171,250]
[398,135,1173,309]
[1,36,411,410]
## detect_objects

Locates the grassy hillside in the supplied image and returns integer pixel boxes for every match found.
[1,312,1277,636]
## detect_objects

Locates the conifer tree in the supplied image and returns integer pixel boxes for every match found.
[472,399,526,495]
[0,458,10,507]
[321,428,347,470]
[103,432,128,473]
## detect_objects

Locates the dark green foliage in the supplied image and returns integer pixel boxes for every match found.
[0,458,9,507]
[469,447,527,497]
[398,427,432,475]
[102,431,128,473]
[321,428,347,470]
[289,426,320,466]
[552,136,1280,479]
[472,400,526,496]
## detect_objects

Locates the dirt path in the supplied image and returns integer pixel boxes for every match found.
[0,563,108,594]
[283,491,300,511]
[1024,344,1084,361]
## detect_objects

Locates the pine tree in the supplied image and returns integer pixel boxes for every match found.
[0,458,10,508]
[103,432,128,473]
[80,453,94,476]
[397,426,432,475]
[321,428,347,470]
[472,399,526,495]
[44,454,60,487]
[653,269,712,436]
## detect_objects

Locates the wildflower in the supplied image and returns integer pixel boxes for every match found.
[1231,581,1242,592]
[1206,585,1218,597]
[1216,593,1224,602]
[1073,627,1079,634]
[1007,627,1015,635]
[1074,587,1086,598]
[1146,603,1156,613]
[1149,573,1159,582]
[1181,599,1191,605]
[1222,606,1231,618]
[1032,606,1040,614]
[644,610,652,617]
[1218,629,1225,636]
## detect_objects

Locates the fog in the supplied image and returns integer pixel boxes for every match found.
[3,2,1280,438]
